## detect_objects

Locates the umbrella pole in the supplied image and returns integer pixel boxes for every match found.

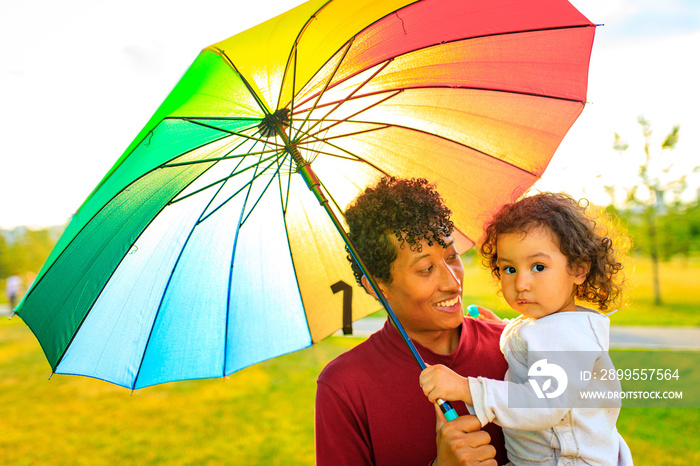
[288,145,459,421]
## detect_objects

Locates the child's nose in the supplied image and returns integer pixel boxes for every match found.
[514,273,530,292]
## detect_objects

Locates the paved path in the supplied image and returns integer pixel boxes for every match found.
[4,305,698,350]
[338,317,700,351]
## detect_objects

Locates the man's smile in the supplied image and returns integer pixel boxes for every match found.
[434,295,461,309]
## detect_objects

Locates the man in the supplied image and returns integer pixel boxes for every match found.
[315,177,508,465]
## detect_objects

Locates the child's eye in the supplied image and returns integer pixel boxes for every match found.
[532,264,546,272]
[419,265,433,274]
[503,266,516,275]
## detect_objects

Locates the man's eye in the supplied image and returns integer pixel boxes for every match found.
[532,264,546,272]
[503,266,516,275]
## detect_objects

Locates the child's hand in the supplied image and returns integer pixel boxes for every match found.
[419,364,472,405]
[476,306,504,324]
[467,304,504,324]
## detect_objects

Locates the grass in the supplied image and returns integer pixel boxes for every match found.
[0,318,359,465]
[1,318,699,465]
[1,257,698,463]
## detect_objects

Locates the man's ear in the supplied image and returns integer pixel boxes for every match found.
[573,263,590,285]
[360,275,385,301]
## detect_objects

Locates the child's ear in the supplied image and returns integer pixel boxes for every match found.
[573,263,589,285]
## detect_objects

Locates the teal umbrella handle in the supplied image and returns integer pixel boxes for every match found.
[439,400,459,421]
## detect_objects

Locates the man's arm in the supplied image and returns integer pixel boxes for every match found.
[315,380,373,466]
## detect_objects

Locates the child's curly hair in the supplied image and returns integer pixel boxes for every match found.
[344,176,454,287]
[480,192,627,311]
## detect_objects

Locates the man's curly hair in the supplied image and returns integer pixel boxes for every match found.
[480,192,627,311]
[344,177,454,287]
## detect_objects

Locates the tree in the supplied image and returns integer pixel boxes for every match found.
[612,116,682,305]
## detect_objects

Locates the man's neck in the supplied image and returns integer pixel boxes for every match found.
[399,325,461,355]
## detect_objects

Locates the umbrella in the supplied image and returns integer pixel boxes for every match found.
[17,0,595,395]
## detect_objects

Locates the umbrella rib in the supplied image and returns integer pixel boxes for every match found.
[217,50,274,118]
[60,133,257,387]
[166,116,263,121]
[298,123,390,143]
[162,148,280,168]
[221,138,276,377]
[162,133,279,168]
[216,48,301,150]
[292,38,355,142]
[293,146,372,163]
[221,144,294,376]
[293,22,594,109]
[26,130,255,374]
[197,149,288,225]
[293,130,390,177]
[300,115,540,178]
[274,0,336,110]
[287,0,425,111]
[287,46,298,144]
[175,117,285,148]
[16,124,240,309]
[295,85,586,116]
[238,152,291,227]
[169,153,280,205]
[276,148,294,215]
[130,152,265,390]
[298,58,394,139]
[166,134,278,204]
[298,89,402,140]
[343,119,544,176]
[278,203,315,349]
[132,137,275,388]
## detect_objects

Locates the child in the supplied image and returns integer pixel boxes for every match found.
[420,192,633,465]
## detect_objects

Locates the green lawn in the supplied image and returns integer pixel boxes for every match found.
[0,318,355,465]
[2,256,698,463]
[1,318,698,465]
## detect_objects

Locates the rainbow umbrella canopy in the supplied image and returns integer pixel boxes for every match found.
[17,0,595,390]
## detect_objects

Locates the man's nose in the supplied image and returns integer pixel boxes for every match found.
[438,263,461,290]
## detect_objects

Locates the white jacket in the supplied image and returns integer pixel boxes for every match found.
[469,308,633,465]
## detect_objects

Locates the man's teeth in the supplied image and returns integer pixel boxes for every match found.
[436,297,459,307]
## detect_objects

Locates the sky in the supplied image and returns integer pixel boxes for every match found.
[1,0,699,229]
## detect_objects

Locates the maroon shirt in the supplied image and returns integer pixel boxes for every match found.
[316,318,509,465]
